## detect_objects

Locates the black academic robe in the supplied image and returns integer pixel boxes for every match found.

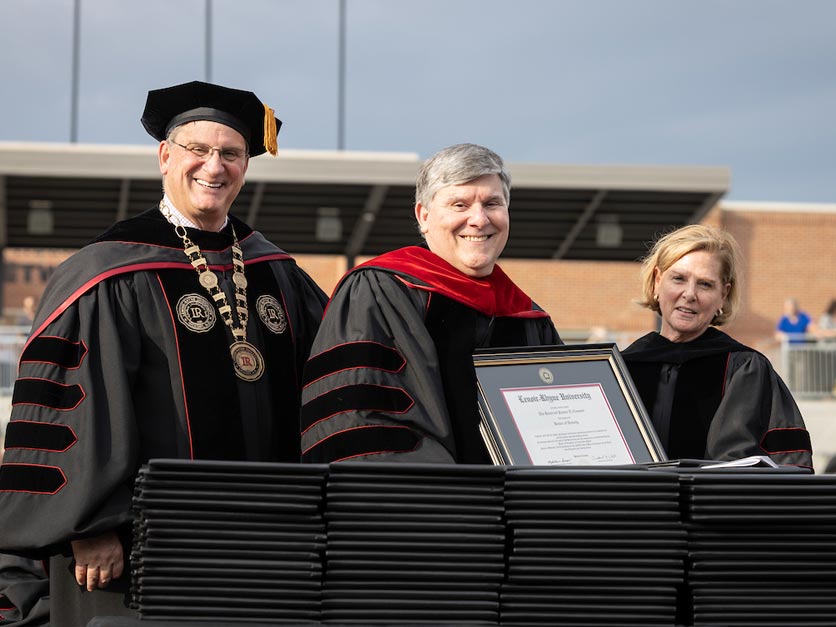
[300,246,562,464]
[0,208,327,625]
[622,327,813,469]
[0,554,49,626]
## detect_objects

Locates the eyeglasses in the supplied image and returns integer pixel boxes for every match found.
[169,140,248,163]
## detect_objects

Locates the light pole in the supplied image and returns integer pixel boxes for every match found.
[205,0,213,82]
[70,0,81,142]
[337,0,346,150]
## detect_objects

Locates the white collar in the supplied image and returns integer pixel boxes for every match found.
[159,195,229,232]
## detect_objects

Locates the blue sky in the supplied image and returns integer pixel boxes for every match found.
[1,0,834,202]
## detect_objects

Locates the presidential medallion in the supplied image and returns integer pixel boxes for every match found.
[230,340,265,381]
[161,199,265,383]
[256,294,288,334]
[176,294,216,333]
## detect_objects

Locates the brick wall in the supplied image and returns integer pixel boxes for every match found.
[720,204,836,350]
[2,249,73,322]
[295,254,347,298]
[498,257,653,345]
[500,204,836,350]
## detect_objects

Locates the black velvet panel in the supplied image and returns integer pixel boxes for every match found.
[424,296,531,464]
[761,427,813,454]
[12,379,85,411]
[667,355,727,459]
[626,354,727,459]
[246,263,303,462]
[301,385,413,432]
[94,208,254,248]
[625,361,664,424]
[0,463,67,494]
[303,341,405,387]
[301,424,420,462]
[155,271,246,461]
[20,336,87,369]
[4,421,77,452]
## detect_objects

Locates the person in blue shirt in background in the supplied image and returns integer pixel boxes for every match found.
[776,297,812,344]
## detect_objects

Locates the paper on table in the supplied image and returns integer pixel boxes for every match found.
[701,456,779,469]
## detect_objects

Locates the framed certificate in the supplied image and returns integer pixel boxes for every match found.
[473,343,666,466]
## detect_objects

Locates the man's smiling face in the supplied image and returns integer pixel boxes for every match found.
[415,173,510,277]
[159,120,249,230]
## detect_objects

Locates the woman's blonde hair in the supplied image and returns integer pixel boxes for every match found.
[637,224,743,326]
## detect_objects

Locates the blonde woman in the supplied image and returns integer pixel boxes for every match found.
[622,224,812,469]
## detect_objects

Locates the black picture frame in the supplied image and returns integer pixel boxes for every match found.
[473,343,666,466]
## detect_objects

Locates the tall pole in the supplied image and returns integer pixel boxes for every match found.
[70,0,81,143]
[337,0,346,150]
[205,0,213,82]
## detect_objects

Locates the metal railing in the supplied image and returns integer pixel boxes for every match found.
[0,326,29,393]
[779,334,836,398]
[569,329,836,400]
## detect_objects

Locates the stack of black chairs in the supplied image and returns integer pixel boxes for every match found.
[131,459,327,623]
[321,462,506,624]
[680,469,836,627]
[500,466,687,626]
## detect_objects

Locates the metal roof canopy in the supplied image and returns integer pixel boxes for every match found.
[0,142,730,262]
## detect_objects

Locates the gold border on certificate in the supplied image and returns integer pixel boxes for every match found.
[473,343,666,466]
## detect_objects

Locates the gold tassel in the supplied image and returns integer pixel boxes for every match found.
[263,103,278,156]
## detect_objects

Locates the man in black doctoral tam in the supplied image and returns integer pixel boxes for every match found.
[300,143,561,464]
[0,81,328,625]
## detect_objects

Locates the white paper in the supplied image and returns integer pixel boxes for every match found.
[701,455,779,469]
[501,383,634,465]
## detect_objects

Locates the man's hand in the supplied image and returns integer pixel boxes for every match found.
[71,530,124,591]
